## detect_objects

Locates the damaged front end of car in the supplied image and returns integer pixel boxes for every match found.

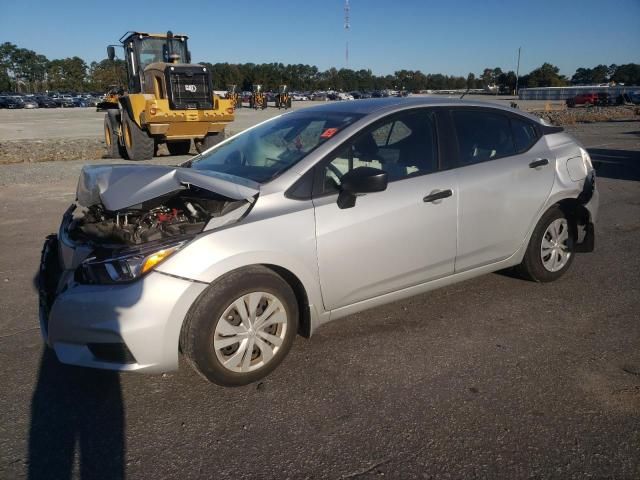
[39,163,259,339]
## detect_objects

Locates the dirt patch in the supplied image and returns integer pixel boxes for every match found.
[533,106,640,126]
[0,138,197,164]
[0,138,106,164]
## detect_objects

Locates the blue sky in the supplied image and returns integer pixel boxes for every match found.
[2,0,639,77]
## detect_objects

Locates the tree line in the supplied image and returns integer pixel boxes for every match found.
[1,41,638,94]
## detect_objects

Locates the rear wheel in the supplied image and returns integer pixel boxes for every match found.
[104,111,126,159]
[194,133,223,153]
[517,206,575,282]
[181,266,299,386]
[122,109,154,160]
[262,98,268,109]
[166,140,191,156]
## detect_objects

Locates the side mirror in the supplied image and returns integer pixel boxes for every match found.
[337,166,388,209]
[107,46,115,61]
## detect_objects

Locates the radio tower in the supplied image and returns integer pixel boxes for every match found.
[344,0,350,67]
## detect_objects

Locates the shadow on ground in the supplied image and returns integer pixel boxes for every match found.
[589,148,640,182]
[28,349,125,480]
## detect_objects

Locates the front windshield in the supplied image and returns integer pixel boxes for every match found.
[190,111,363,183]
[137,38,188,70]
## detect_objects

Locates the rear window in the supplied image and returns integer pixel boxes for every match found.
[451,110,515,165]
[511,117,539,153]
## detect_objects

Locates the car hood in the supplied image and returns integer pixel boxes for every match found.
[76,164,260,211]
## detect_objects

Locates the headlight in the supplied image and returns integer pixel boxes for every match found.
[78,239,190,284]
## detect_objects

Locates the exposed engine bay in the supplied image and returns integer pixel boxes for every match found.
[66,164,259,247]
[69,187,249,246]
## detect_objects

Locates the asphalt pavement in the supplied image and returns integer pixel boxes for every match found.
[0,120,638,479]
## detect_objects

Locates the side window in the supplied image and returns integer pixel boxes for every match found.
[511,117,539,153]
[451,110,515,165]
[322,110,438,194]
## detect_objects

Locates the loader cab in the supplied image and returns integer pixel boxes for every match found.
[118,31,191,94]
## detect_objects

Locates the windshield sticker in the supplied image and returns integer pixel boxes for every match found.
[320,128,339,139]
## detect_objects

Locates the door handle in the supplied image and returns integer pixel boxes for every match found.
[423,189,453,203]
[529,159,549,168]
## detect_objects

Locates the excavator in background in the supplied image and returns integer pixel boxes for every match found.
[249,84,267,110]
[103,31,235,160]
[274,84,292,110]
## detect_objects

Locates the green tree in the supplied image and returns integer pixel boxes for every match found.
[611,63,640,85]
[526,63,567,87]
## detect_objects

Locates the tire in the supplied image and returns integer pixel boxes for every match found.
[104,110,126,159]
[166,140,191,156]
[517,206,575,282]
[286,98,292,109]
[181,266,299,386]
[194,133,223,153]
[249,97,255,109]
[262,98,268,110]
[121,109,154,160]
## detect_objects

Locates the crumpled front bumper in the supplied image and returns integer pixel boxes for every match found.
[38,235,207,373]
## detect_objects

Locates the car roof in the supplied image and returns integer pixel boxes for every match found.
[291,97,545,124]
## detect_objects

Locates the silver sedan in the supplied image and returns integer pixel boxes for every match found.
[39,98,598,385]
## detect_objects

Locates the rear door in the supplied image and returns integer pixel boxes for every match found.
[313,108,458,310]
[447,108,555,271]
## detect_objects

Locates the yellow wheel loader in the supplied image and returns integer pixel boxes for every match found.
[226,84,242,109]
[249,84,267,110]
[104,31,235,160]
[274,84,292,109]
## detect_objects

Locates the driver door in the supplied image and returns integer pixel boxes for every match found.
[312,109,458,311]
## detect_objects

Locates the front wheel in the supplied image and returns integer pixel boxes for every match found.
[181,266,299,386]
[517,206,575,282]
[194,132,223,153]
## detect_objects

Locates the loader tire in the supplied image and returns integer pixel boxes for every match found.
[122,109,154,161]
[195,133,223,154]
[104,110,126,159]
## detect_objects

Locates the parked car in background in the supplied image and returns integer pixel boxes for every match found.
[595,93,613,106]
[39,98,598,386]
[292,93,309,101]
[35,95,58,108]
[566,93,599,107]
[21,97,39,109]
[53,94,75,108]
[0,96,25,108]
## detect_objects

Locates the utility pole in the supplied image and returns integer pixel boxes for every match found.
[344,0,350,68]
[515,47,521,96]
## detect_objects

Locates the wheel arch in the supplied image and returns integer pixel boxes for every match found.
[260,264,312,338]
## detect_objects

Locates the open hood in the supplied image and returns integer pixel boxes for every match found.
[76,164,260,211]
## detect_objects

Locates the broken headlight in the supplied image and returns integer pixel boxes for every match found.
[78,238,191,284]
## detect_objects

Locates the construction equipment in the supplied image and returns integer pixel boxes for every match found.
[249,84,267,110]
[103,31,235,160]
[226,84,241,109]
[274,84,292,109]
[96,85,123,111]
